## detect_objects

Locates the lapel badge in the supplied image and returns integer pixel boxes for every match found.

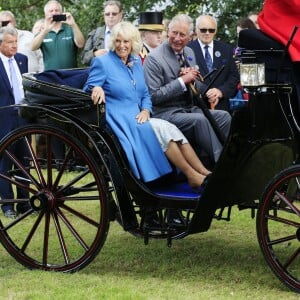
[214,51,221,58]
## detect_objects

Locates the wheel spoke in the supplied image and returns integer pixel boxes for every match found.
[21,211,45,252]
[275,191,300,217]
[24,134,47,187]
[283,247,300,269]
[52,209,70,264]
[1,208,34,231]
[294,176,300,191]
[0,149,38,194]
[53,146,76,189]
[56,207,89,251]
[257,167,300,293]
[56,169,90,194]
[267,234,297,246]
[61,196,100,201]
[59,181,99,199]
[60,203,100,227]
[42,212,51,266]
[267,214,300,227]
[0,125,109,272]
[46,134,54,187]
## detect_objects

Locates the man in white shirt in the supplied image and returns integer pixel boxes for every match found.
[0,26,30,218]
[188,15,239,111]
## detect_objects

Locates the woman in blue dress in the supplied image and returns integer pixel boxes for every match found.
[83,21,210,189]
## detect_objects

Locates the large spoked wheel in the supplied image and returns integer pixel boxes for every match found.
[0,124,110,272]
[257,165,300,293]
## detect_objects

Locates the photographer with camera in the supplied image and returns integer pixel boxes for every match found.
[30,0,85,164]
[30,0,85,71]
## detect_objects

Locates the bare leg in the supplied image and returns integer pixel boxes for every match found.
[165,141,206,188]
[179,143,211,176]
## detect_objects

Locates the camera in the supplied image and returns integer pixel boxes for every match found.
[1,21,10,27]
[52,14,66,22]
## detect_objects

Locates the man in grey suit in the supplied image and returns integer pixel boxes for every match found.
[81,0,123,65]
[144,14,231,164]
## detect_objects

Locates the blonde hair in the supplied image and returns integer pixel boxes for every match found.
[108,21,142,55]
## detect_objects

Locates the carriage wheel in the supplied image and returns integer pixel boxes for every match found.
[0,124,110,272]
[257,165,300,292]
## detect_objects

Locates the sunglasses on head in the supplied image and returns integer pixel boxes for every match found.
[104,12,119,16]
[199,28,216,33]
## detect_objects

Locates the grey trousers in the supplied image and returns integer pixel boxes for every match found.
[164,106,231,163]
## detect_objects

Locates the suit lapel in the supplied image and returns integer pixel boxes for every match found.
[212,41,223,69]
[0,58,13,94]
[163,42,181,77]
[14,54,26,74]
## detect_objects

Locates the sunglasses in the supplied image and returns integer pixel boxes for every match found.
[104,12,119,16]
[1,20,11,26]
[199,28,216,33]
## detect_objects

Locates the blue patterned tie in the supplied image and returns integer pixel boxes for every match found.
[204,45,213,72]
[9,58,23,104]
[177,53,185,68]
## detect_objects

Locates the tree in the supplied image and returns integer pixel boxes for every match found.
[0,0,263,62]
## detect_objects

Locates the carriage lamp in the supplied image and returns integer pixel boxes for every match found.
[240,63,265,86]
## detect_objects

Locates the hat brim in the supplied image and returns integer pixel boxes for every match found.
[138,24,164,31]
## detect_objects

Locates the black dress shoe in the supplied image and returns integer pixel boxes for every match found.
[4,209,17,219]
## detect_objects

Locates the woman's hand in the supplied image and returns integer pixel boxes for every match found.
[91,86,105,105]
[136,109,150,124]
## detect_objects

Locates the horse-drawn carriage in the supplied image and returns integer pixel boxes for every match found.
[0,28,300,293]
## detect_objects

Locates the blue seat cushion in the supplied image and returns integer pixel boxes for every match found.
[151,182,202,200]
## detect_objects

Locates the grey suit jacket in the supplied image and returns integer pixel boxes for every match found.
[81,26,106,65]
[144,41,202,117]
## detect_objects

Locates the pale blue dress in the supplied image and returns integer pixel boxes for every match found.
[83,51,187,182]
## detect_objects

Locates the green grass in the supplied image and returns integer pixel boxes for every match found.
[1,207,300,299]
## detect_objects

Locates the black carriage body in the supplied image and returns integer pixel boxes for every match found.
[19,56,298,235]
[238,28,294,84]
[20,71,203,233]
[21,69,98,124]
[0,26,299,292]
[191,28,299,231]
[223,28,299,205]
